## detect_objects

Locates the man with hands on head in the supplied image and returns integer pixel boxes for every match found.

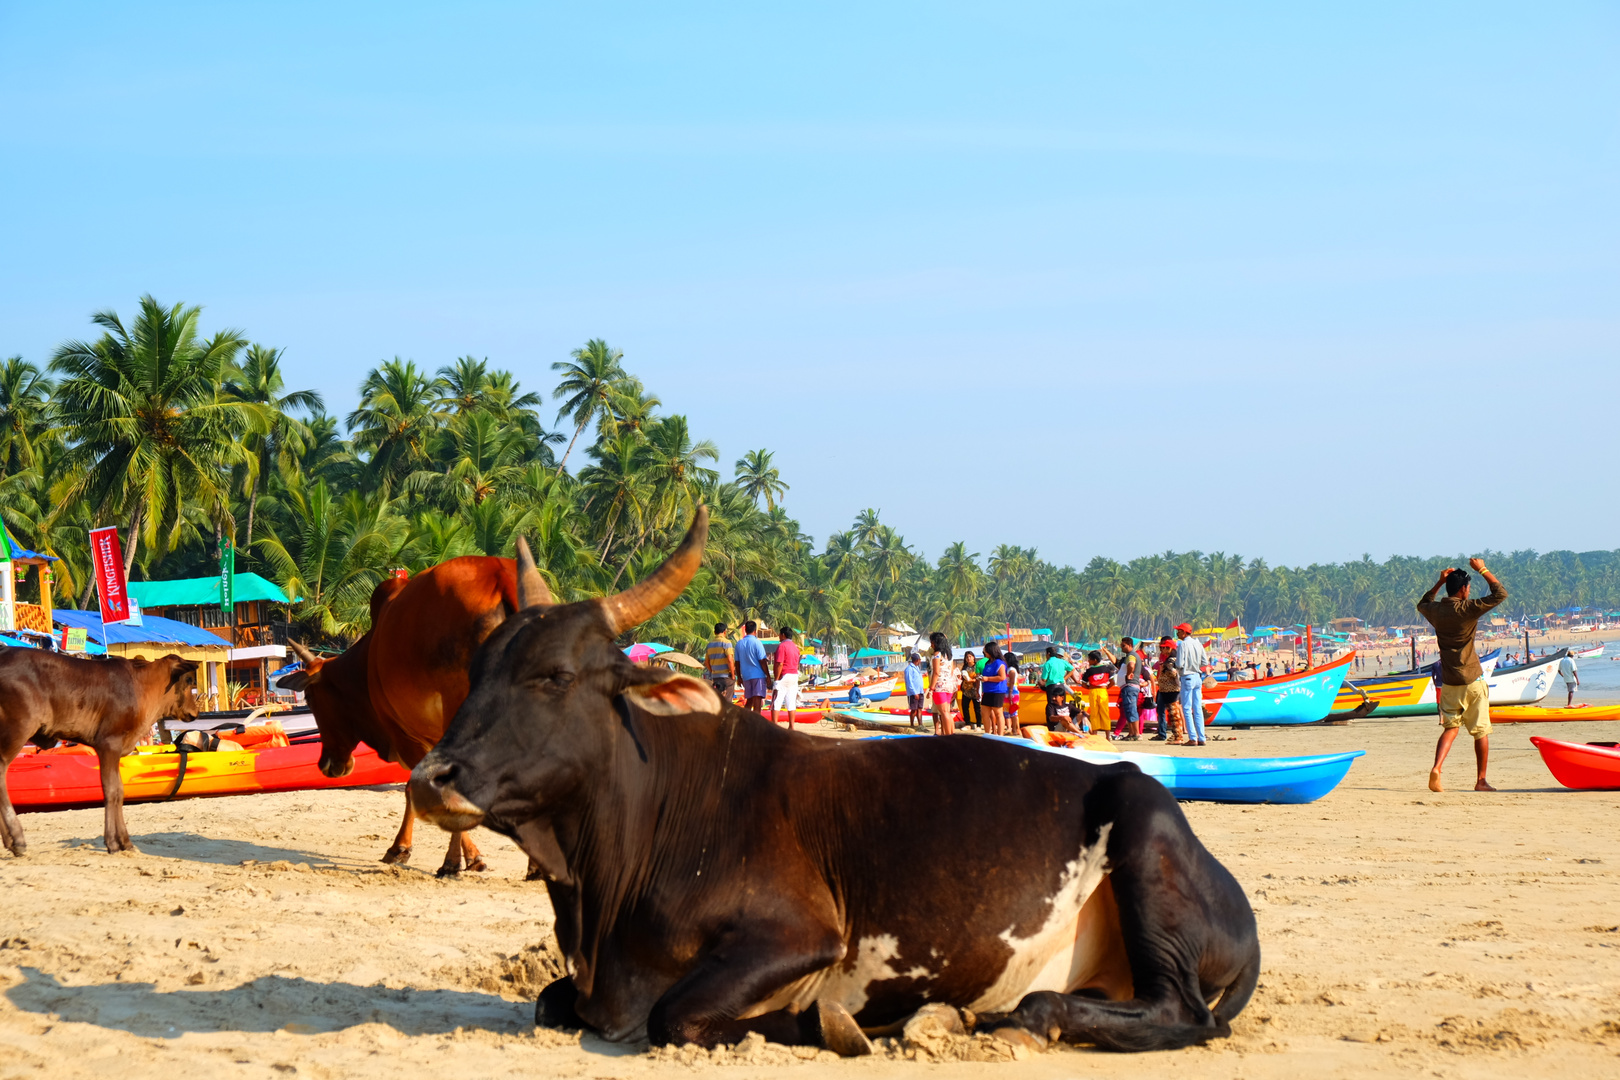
[1417,557,1508,793]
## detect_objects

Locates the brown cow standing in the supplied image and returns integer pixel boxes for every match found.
[0,650,200,856]
[284,555,524,876]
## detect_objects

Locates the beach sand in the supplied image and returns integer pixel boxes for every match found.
[3,715,1618,1079]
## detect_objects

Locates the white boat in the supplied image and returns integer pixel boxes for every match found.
[1569,624,1594,634]
[1571,643,1605,659]
[800,676,899,705]
[1484,649,1567,706]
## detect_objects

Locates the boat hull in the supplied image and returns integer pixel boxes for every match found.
[1530,736,1620,790]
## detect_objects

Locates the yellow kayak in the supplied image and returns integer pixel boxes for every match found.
[1490,704,1620,723]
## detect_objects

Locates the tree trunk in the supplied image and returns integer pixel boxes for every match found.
[123,504,142,581]
[245,483,259,562]
[554,420,588,476]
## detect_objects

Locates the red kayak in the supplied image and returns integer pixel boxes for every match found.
[1529,737,1620,791]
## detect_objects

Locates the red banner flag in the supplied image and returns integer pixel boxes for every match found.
[89,526,131,623]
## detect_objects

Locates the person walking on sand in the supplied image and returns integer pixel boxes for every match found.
[704,622,737,704]
[1174,623,1209,747]
[928,632,959,736]
[1418,558,1508,792]
[903,651,927,728]
[770,627,802,727]
[735,620,771,715]
[1559,651,1580,707]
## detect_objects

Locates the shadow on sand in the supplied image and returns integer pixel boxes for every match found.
[5,967,641,1056]
[58,831,354,867]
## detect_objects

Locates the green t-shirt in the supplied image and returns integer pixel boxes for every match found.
[1039,657,1074,686]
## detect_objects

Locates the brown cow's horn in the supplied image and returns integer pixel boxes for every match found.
[288,639,318,666]
[600,506,709,634]
[515,536,555,609]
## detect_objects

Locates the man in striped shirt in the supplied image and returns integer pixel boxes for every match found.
[704,622,737,703]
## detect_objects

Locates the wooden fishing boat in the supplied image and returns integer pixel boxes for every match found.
[1570,643,1605,659]
[1203,652,1356,726]
[9,739,407,811]
[1329,671,1435,717]
[1483,649,1566,706]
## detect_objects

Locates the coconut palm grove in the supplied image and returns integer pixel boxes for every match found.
[2,295,1616,653]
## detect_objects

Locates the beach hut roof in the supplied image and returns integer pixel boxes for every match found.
[127,573,293,608]
[53,609,232,648]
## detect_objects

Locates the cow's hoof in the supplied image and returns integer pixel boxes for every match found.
[465,856,488,873]
[816,1000,873,1057]
[988,1024,1048,1054]
[381,846,412,865]
[435,864,461,878]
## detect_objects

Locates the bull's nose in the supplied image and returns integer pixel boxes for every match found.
[409,757,485,829]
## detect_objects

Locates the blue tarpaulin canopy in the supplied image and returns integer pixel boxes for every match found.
[53,609,232,648]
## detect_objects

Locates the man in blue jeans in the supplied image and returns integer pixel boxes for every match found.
[1174,623,1209,746]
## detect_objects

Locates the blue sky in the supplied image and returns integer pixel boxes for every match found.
[2,3,1616,568]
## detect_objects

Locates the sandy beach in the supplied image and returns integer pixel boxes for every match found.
[4,713,1619,1080]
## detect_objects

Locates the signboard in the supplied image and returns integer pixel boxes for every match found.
[61,626,88,652]
[88,526,131,623]
[126,597,144,628]
[219,539,235,614]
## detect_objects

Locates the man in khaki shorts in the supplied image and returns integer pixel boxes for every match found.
[1417,557,1507,792]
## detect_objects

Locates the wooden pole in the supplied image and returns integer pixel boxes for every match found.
[1410,635,1417,671]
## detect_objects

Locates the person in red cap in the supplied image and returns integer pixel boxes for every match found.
[1174,623,1209,746]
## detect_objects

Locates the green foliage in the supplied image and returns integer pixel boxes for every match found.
[5,295,1617,656]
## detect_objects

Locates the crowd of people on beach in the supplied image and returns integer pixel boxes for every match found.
[694,558,1514,789]
[700,618,1231,747]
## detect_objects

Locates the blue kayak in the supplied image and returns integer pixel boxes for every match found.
[1012,738,1365,804]
[834,713,1365,804]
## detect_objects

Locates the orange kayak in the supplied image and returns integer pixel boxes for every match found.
[9,740,408,810]
[1491,704,1620,723]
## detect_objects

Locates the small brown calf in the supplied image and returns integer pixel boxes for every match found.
[0,650,200,855]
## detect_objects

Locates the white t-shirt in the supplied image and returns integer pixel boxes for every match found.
[1558,656,1578,679]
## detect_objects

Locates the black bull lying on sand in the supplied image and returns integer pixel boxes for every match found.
[411,508,1260,1054]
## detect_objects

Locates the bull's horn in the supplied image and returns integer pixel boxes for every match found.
[288,639,319,666]
[515,536,556,609]
[600,506,709,634]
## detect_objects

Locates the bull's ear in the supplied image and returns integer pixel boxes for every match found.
[623,673,723,716]
[279,671,311,692]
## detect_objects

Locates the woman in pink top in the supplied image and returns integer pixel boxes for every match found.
[928,632,958,736]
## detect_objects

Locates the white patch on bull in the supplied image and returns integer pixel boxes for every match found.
[746,933,937,1019]
[969,821,1115,1013]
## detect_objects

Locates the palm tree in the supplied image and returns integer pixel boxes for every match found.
[49,296,255,577]
[0,357,54,472]
[734,448,788,511]
[254,476,408,641]
[551,339,625,474]
[346,359,446,491]
[407,410,530,509]
[223,344,324,558]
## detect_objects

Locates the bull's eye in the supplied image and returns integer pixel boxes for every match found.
[530,671,574,693]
